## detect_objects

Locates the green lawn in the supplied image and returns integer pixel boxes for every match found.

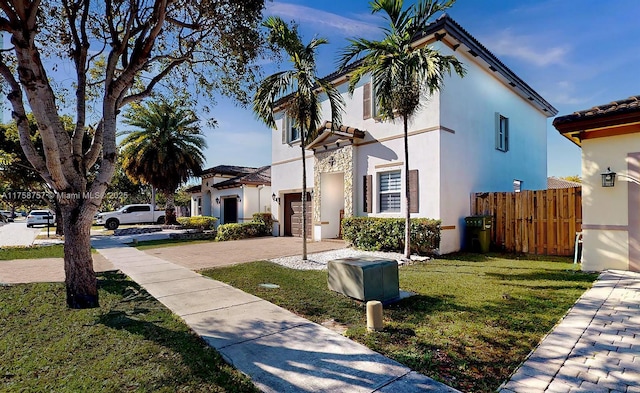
[0,272,258,392]
[0,245,101,260]
[0,244,65,260]
[201,254,598,392]
[134,238,215,250]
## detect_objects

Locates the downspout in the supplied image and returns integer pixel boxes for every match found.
[258,184,265,212]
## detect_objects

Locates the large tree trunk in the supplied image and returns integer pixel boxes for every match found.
[62,203,98,309]
[301,141,308,260]
[165,192,177,225]
[54,201,64,236]
[403,117,411,259]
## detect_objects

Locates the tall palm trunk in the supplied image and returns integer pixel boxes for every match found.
[404,116,411,259]
[62,202,98,308]
[301,140,308,260]
[165,192,176,225]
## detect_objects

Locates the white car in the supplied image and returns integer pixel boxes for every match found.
[26,210,55,227]
[0,210,14,222]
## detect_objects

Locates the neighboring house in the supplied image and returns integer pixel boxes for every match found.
[189,165,271,225]
[554,95,640,272]
[547,177,582,189]
[270,15,557,253]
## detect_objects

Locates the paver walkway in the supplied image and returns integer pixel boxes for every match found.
[500,270,640,393]
[92,237,458,393]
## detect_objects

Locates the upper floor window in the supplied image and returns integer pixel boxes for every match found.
[283,114,301,144]
[496,113,509,152]
[379,170,401,213]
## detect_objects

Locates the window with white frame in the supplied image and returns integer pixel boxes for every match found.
[379,170,401,212]
[496,113,509,152]
[283,114,301,144]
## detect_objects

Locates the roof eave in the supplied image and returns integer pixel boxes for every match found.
[273,15,557,117]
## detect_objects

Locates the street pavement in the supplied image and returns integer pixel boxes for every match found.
[0,220,44,247]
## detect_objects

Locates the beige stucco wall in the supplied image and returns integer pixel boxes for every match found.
[581,134,640,271]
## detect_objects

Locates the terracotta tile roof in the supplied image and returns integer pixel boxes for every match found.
[306,121,366,150]
[547,177,581,189]
[319,121,365,138]
[553,95,640,126]
[184,184,202,194]
[213,166,271,189]
[201,165,260,178]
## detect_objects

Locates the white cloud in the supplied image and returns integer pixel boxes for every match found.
[265,2,380,37]
[482,29,569,67]
[542,80,603,107]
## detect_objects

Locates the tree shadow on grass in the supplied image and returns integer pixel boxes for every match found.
[95,271,260,392]
[485,270,599,283]
[437,252,574,263]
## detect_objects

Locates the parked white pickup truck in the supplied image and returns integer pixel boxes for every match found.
[96,204,165,230]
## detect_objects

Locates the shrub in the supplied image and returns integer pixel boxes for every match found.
[215,222,269,241]
[177,216,217,230]
[341,217,441,255]
[252,213,274,233]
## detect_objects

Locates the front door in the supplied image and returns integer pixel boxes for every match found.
[223,198,238,224]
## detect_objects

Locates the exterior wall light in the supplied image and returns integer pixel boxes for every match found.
[215,197,220,204]
[272,193,280,204]
[601,167,616,187]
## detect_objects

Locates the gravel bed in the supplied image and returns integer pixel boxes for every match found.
[269,248,405,270]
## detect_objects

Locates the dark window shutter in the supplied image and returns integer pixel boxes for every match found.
[363,175,372,213]
[409,170,419,213]
[363,83,372,120]
[504,117,509,152]
[494,112,500,150]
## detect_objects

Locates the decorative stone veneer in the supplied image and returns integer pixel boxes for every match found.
[313,145,354,222]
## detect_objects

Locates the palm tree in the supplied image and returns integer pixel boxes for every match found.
[339,0,466,259]
[120,100,206,224]
[253,16,344,260]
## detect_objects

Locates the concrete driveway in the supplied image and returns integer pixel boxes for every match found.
[0,236,346,284]
[143,236,346,270]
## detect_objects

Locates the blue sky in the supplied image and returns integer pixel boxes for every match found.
[200,0,640,178]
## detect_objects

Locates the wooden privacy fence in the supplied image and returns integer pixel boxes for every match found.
[470,187,582,256]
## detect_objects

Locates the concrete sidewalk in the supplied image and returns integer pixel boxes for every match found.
[500,270,640,393]
[92,237,458,393]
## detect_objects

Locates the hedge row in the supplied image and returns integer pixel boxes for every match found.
[215,213,273,241]
[341,217,441,255]
[177,216,218,230]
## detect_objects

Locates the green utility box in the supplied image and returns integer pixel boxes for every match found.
[328,257,399,302]
[465,215,492,253]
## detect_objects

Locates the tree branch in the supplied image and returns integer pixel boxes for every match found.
[0,57,53,186]
[84,119,103,169]
[120,56,188,107]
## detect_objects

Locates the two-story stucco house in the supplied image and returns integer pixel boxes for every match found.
[270,15,557,254]
[189,165,271,226]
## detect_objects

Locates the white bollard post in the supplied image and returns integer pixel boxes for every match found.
[366,300,384,332]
